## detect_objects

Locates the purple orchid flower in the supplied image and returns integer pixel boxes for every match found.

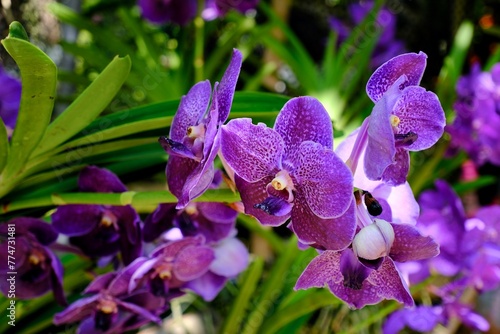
[220,96,355,250]
[142,201,248,301]
[0,64,22,138]
[336,127,420,226]
[363,52,445,185]
[54,269,165,333]
[329,0,406,68]
[447,63,500,165]
[383,284,491,333]
[0,218,65,305]
[160,49,242,209]
[405,180,500,291]
[143,202,238,243]
[295,216,438,309]
[129,235,215,297]
[51,166,142,265]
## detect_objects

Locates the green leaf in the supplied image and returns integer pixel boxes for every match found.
[0,119,8,173]
[31,56,132,157]
[453,176,497,195]
[241,238,301,334]
[260,290,339,334]
[222,257,265,334]
[437,20,474,114]
[7,21,29,41]
[0,23,57,193]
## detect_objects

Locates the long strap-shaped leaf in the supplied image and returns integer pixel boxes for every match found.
[31,55,131,157]
[0,22,57,196]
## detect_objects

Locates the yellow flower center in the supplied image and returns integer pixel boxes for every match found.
[101,211,117,228]
[390,115,400,129]
[98,299,118,314]
[186,124,205,139]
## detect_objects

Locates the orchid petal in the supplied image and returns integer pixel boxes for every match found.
[366,52,427,102]
[390,223,439,262]
[169,80,211,141]
[294,141,353,219]
[220,119,283,182]
[274,97,334,162]
[394,86,445,151]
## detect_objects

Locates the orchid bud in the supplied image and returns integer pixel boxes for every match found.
[352,219,395,260]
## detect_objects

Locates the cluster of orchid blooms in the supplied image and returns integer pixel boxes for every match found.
[2,40,500,331]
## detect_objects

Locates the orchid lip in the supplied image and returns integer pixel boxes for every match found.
[395,131,418,147]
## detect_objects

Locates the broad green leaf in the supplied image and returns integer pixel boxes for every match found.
[0,23,57,187]
[31,55,132,157]
[0,119,8,173]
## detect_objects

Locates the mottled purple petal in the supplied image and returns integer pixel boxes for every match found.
[394,86,445,151]
[329,256,414,309]
[185,271,227,301]
[220,119,283,182]
[209,238,249,277]
[51,205,102,236]
[380,148,410,186]
[235,175,291,226]
[174,246,214,281]
[367,52,427,102]
[294,141,353,219]
[78,166,127,193]
[390,223,439,262]
[170,80,212,141]
[295,250,342,290]
[166,155,198,200]
[291,194,356,250]
[214,49,242,123]
[274,97,333,162]
[178,111,220,207]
